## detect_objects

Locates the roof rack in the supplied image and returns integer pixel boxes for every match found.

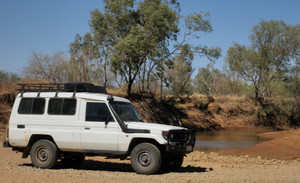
[18,82,107,97]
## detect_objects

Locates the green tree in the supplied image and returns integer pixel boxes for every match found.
[109,0,179,97]
[224,70,250,96]
[89,8,116,87]
[194,66,225,95]
[88,0,220,98]
[194,67,212,94]
[69,33,99,82]
[0,70,19,85]
[167,44,194,98]
[0,70,20,93]
[288,59,300,125]
[135,10,221,97]
[226,20,299,101]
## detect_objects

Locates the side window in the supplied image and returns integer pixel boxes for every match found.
[62,99,77,115]
[86,102,114,122]
[48,99,61,115]
[18,98,45,114]
[48,98,76,115]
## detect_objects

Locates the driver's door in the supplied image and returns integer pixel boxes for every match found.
[81,101,119,152]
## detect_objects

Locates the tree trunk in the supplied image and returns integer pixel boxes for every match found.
[104,58,107,88]
[141,62,146,93]
[160,77,163,101]
[127,79,134,99]
[254,86,260,101]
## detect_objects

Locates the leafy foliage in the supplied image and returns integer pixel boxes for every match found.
[0,70,20,85]
[194,66,224,94]
[0,70,20,94]
[225,20,300,128]
[69,33,99,82]
[88,0,220,97]
[167,44,194,97]
[226,20,300,100]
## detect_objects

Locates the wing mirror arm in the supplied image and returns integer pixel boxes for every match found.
[103,116,110,128]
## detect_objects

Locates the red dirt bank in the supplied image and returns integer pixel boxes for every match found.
[223,129,300,160]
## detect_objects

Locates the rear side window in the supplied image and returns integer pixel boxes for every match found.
[86,102,114,122]
[18,98,45,114]
[48,98,76,115]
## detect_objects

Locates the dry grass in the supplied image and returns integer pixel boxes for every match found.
[0,103,11,128]
[106,87,127,98]
[0,82,18,95]
[0,78,52,95]
[179,94,263,129]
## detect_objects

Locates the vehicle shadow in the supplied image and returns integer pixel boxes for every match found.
[20,160,213,174]
[172,165,213,174]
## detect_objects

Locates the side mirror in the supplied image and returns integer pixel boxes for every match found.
[102,115,110,126]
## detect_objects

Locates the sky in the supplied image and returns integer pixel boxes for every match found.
[0,0,299,75]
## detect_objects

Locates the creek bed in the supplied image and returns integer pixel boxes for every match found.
[195,130,268,152]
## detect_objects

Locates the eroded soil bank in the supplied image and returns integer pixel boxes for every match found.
[1,92,298,131]
[223,129,300,160]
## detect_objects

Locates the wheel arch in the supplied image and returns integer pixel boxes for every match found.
[127,138,164,154]
[22,134,57,158]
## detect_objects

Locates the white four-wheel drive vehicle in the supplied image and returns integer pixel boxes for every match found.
[3,83,195,174]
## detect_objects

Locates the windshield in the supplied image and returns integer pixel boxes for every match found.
[110,102,143,122]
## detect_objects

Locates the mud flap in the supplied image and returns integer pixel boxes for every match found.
[2,140,11,148]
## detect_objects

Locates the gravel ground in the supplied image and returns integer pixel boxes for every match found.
[1,129,300,183]
[1,146,300,183]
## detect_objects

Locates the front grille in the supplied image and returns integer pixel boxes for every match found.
[168,130,194,144]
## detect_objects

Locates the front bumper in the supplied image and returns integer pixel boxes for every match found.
[165,129,195,154]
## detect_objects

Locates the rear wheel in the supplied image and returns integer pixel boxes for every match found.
[130,143,162,175]
[30,140,58,169]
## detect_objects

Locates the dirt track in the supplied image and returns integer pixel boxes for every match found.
[1,144,300,183]
[1,129,300,182]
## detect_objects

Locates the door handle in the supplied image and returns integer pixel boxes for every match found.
[17,125,25,129]
[85,127,90,130]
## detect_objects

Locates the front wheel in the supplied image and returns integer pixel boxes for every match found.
[30,140,58,169]
[130,143,162,175]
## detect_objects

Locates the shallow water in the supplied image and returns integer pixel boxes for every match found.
[195,130,268,152]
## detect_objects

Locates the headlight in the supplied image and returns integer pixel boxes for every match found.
[162,131,175,141]
[170,133,174,140]
[185,133,191,144]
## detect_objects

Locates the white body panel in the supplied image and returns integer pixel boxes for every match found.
[8,92,187,154]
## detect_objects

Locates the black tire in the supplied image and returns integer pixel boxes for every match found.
[30,140,58,169]
[62,154,85,167]
[161,154,184,172]
[130,143,162,175]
